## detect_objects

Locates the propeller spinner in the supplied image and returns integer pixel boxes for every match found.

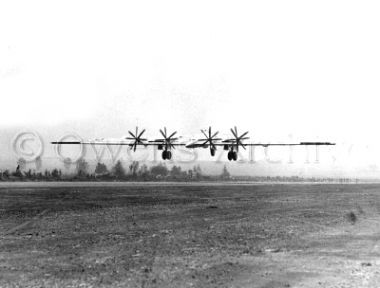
[230,126,249,150]
[198,126,222,156]
[158,127,178,150]
[126,127,147,151]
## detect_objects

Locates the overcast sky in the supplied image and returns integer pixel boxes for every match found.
[1,1,380,143]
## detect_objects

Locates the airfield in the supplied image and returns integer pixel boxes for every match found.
[0,182,380,287]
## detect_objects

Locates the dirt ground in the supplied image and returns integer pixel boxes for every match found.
[0,182,380,287]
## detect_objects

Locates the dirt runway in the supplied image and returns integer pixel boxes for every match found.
[0,182,379,287]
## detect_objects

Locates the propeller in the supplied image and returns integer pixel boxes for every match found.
[157,127,178,149]
[198,126,222,151]
[126,127,147,151]
[230,126,249,150]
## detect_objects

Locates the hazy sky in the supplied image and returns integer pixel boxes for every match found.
[1,1,380,143]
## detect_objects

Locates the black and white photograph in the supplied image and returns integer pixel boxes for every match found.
[1,1,380,287]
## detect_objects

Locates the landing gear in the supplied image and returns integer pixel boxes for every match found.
[210,148,216,157]
[227,150,238,161]
[162,150,172,160]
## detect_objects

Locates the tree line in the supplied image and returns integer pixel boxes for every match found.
[0,159,232,181]
[1,159,357,182]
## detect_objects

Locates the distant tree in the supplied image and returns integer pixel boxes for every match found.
[44,169,51,179]
[112,160,126,179]
[24,169,33,179]
[187,169,193,179]
[95,162,108,175]
[17,158,26,170]
[138,164,149,179]
[221,165,230,180]
[2,170,10,179]
[13,165,23,177]
[51,168,60,179]
[193,165,202,179]
[170,165,182,178]
[76,158,89,176]
[150,163,168,178]
[129,161,139,178]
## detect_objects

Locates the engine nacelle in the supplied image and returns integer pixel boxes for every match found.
[223,144,229,151]
[158,144,163,150]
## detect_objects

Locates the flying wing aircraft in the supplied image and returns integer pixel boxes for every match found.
[51,126,335,161]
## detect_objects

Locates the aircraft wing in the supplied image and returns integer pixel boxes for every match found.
[51,140,186,146]
[185,141,335,148]
[215,141,335,147]
[52,140,334,147]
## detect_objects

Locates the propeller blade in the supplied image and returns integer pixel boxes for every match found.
[138,129,146,139]
[128,131,136,138]
[230,128,238,138]
[211,131,219,138]
[238,131,249,139]
[201,130,208,139]
[159,129,166,139]
[168,131,177,139]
